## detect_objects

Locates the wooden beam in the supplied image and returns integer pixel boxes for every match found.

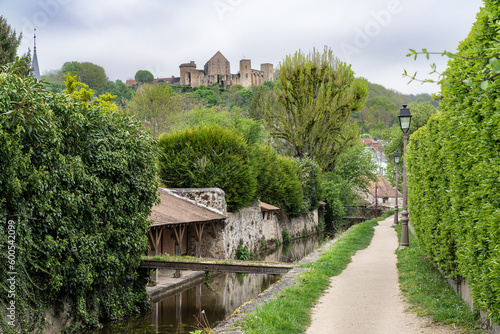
[140,260,292,275]
[211,222,216,237]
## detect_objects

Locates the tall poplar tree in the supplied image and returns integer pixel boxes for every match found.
[261,47,368,171]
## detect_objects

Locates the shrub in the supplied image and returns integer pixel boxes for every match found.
[157,125,258,212]
[0,70,158,331]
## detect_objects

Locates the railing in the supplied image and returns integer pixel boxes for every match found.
[343,205,384,221]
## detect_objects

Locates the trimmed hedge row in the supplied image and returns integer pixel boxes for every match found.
[407,2,500,322]
[157,125,321,215]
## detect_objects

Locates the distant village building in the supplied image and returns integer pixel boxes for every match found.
[364,175,402,209]
[361,138,388,175]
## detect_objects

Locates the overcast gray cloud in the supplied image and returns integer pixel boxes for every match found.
[2,0,483,95]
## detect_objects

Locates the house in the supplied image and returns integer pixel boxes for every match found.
[364,175,402,208]
[361,138,389,175]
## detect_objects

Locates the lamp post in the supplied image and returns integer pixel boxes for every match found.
[393,150,401,226]
[398,104,412,248]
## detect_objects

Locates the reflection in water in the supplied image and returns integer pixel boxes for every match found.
[84,233,326,334]
[86,272,280,334]
[260,232,326,263]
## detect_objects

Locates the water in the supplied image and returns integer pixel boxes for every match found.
[87,272,280,334]
[84,232,327,334]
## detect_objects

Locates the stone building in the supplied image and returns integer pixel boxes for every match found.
[178,51,273,89]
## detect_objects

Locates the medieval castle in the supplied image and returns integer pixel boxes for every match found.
[178,51,273,89]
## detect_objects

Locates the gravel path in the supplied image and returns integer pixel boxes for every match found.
[306,215,461,334]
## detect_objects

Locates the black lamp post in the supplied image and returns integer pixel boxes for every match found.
[393,150,401,226]
[398,105,412,248]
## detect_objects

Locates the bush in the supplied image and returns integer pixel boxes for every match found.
[407,2,500,323]
[157,125,258,212]
[0,71,158,331]
[296,158,322,213]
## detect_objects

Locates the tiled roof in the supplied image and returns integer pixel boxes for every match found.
[149,189,226,227]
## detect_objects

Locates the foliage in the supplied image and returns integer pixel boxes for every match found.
[281,229,292,245]
[252,145,303,216]
[321,143,377,232]
[106,80,135,106]
[157,125,258,212]
[0,68,158,332]
[396,226,482,332]
[60,61,109,94]
[259,46,368,171]
[173,106,267,145]
[236,243,252,261]
[134,70,154,84]
[296,158,322,213]
[350,82,437,139]
[0,16,22,67]
[406,1,500,323]
[241,220,377,333]
[185,85,221,107]
[124,83,180,138]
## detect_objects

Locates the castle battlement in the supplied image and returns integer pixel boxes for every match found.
[177,51,273,89]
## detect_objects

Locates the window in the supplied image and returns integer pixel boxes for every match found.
[246,74,248,78]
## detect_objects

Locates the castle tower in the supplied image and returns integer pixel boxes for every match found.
[179,61,197,86]
[261,63,273,82]
[239,59,252,88]
[31,29,40,81]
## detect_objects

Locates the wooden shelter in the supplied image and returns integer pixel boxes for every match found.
[148,189,226,258]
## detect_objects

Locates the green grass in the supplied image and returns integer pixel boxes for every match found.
[240,218,383,334]
[395,225,483,333]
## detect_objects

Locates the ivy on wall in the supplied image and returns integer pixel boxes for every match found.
[407,1,500,323]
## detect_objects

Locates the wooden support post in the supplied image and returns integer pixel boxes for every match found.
[211,222,217,238]
[194,223,205,258]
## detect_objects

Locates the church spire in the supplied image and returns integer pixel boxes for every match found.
[31,28,41,80]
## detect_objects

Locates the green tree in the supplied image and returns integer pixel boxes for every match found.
[157,125,258,212]
[134,70,154,83]
[124,83,180,137]
[60,61,108,94]
[0,16,22,66]
[260,47,368,171]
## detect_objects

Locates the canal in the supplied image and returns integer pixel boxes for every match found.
[83,233,326,334]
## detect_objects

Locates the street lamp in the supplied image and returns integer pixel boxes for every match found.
[393,150,401,226]
[398,104,412,248]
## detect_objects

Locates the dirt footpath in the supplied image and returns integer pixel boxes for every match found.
[306,215,461,334]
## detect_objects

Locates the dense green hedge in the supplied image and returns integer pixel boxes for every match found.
[157,125,258,212]
[0,72,158,332]
[157,126,319,216]
[407,1,500,322]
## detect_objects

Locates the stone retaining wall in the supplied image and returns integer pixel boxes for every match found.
[174,188,319,260]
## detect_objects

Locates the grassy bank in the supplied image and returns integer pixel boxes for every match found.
[239,216,385,333]
[395,225,483,333]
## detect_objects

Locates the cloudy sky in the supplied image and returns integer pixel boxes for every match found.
[2,0,483,95]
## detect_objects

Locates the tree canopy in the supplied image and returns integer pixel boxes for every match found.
[134,70,154,83]
[259,47,368,171]
[61,61,108,94]
[0,16,22,67]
